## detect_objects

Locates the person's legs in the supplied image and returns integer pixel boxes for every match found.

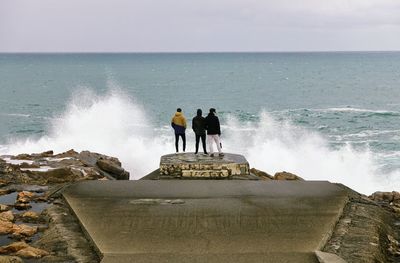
[207,135,214,154]
[175,134,179,152]
[214,135,222,153]
[181,133,186,152]
[195,134,200,154]
[201,134,207,154]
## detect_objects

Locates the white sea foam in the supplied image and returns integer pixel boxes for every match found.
[20,166,54,172]
[318,107,397,114]
[2,158,34,165]
[0,89,399,195]
[0,113,31,118]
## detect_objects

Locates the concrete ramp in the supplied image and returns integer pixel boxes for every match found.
[63,181,348,263]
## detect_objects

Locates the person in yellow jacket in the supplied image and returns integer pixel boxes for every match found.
[171,108,187,153]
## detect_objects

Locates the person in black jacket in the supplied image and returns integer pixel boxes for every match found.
[205,108,224,157]
[192,109,208,155]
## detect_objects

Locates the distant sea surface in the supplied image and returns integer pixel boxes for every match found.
[0,52,399,194]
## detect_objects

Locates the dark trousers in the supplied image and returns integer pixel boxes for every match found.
[175,133,186,152]
[195,134,207,154]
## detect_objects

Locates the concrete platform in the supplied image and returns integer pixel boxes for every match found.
[63,180,348,263]
[159,153,250,179]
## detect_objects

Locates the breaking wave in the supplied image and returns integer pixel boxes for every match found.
[1,89,399,195]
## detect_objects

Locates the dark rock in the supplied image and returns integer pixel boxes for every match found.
[13,203,31,211]
[0,189,13,196]
[30,167,81,184]
[16,163,40,169]
[31,150,53,158]
[12,154,32,161]
[96,158,129,180]
[54,149,79,158]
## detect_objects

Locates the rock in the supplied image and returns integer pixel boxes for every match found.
[12,224,38,237]
[369,191,400,203]
[0,242,48,259]
[16,191,35,203]
[393,191,400,203]
[16,246,49,258]
[250,168,273,180]
[96,158,129,180]
[31,150,53,158]
[3,150,128,184]
[54,149,79,158]
[35,196,48,202]
[32,167,81,183]
[21,211,40,221]
[12,154,32,160]
[0,189,12,196]
[171,199,185,204]
[81,167,103,180]
[0,211,14,222]
[10,185,47,193]
[0,242,28,254]
[0,205,9,212]
[78,151,120,167]
[315,251,347,263]
[0,180,10,187]
[13,203,31,211]
[274,171,304,181]
[0,256,23,263]
[0,221,14,235]
[17,163,40,169]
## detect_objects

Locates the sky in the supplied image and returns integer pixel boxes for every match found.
[1,0,400,52]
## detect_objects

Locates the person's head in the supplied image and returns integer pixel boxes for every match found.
[209,108,216,115]
[177,108,182,112]
[196,109,202,117]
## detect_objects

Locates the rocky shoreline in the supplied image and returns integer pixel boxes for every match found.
[0,150,129,262]
[0,150,398,262]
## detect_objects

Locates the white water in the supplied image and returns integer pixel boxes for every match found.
[1,89,399,195]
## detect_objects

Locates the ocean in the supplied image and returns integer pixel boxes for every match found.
[0,52,399,194]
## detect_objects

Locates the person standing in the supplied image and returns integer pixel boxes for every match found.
[205,108,224,157]
[192,109,208,155]
[171,108,187,153]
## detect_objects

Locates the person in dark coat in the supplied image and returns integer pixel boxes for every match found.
[205,108,224,157]
[192,109,208,154]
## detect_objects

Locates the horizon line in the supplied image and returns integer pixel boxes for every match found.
[1,50,400,55]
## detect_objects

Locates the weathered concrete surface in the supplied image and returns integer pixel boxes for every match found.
[159,153,249,179]
[63,180,348,263]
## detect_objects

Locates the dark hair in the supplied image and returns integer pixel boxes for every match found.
[177,108,182,112]
[209,108,216,114]
[196,109,202,116]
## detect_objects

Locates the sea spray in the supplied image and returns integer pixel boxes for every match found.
[223,112,387,194]
[1,89,399,194]
[0,89,171,177]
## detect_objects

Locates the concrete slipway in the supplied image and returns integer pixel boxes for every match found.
[63,180,348,263]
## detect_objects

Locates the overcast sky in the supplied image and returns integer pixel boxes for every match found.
[1,0,400,52]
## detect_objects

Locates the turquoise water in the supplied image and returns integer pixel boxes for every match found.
[0,52,399,193]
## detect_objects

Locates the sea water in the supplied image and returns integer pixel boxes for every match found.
[0,52,399,194]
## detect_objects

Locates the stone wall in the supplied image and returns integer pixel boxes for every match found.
[159,153,250,179]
